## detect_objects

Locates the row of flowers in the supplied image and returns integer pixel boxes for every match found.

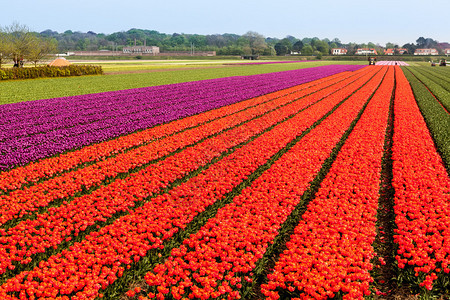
[0,65,364,171]
[392,66,450,291]
[405,66,449,113]
[1,74,334,227]
[142,66,386,300]
[0,80,305,193]
[0,70,357,275]
[224,61,314,65]
[0,68,358,194]
[0,67,374,299]
[376,61,409,66]
[261,66,394,300]
[401,67,450,178]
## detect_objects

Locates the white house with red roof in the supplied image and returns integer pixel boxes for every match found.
[384,48,408,55]
[356,48,378,55]
[331,48,347,55]
[414,48,438,55]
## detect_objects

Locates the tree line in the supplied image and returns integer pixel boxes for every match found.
[36,28,445,56]
[0,22,446,68]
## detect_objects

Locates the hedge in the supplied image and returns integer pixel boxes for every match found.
[0,65,103,81]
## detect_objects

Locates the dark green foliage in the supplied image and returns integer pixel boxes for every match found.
[402,67,450,173]
[406,66,450,112]
[0,65,103,80]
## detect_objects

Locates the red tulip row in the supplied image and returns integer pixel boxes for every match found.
[0,68,363,228]
[392,66,450,291]
[0,68,378,299]
[261,66,394,300]
[0,69,359,275]
[1,69,341,194]
[141,66,388,300]
[0,68,366,225]
[0,87,286,194]
[0,69,359,194]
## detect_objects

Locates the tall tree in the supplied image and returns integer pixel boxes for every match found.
[402,43,416,54]
[274,42,288,56]
[242,31,268,55]
[301,44,314,55]
[4,22,35,67]
[292,40,304,52]
[27,36,57,66]
[314,40,329,55]
[385,42,395,49]
[416,37,426,48]
[0,28,12,68]
[331,38,342,46]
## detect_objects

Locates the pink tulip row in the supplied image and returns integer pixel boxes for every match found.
[376,61,409,66]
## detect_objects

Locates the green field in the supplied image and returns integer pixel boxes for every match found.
[0,60,365,105]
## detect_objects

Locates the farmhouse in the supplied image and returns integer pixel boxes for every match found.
[356,48,378,55]
[414,48,438,55]
[331,48,347,55]
[383,48,408,55]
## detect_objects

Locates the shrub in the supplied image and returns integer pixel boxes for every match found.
[0,65,103,80]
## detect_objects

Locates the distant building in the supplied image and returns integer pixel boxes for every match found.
[384,48,408,55]
[384,49,394,55]
[331,48,347,55]
[414,48,438,55]
[444,49,450,55]
[122,39,160,55]
[123,45,160,55]
[356,48,378,55]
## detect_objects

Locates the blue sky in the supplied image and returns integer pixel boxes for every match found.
[2,0,449,46]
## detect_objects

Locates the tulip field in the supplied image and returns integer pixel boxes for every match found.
[0,63,449,299]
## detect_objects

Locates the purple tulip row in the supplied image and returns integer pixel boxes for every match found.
[224,60,314,65]
[0,65,364,171]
